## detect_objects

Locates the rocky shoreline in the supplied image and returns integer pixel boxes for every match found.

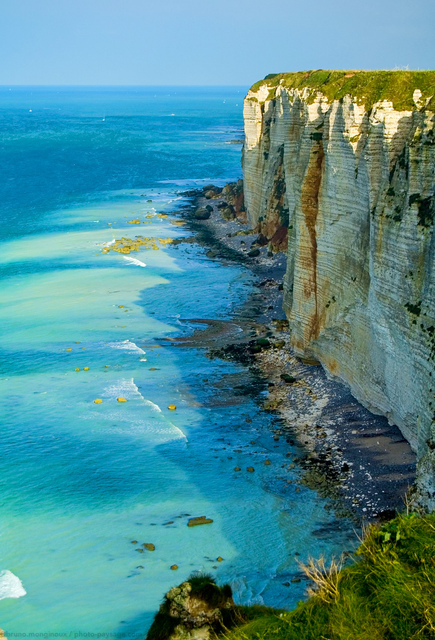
[171,183,416,523]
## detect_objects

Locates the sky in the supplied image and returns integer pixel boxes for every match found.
[0,0,434,86]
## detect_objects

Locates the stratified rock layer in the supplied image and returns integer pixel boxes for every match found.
[242,71,435,507]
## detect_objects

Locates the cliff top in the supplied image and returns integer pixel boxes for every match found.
[249,69,435,111]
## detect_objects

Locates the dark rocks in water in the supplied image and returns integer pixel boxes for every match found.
[187,516,213,527]
[143,543,156,551]
[247,248,260,257]
[280,373,297,384]
[205,204,213,212]
[194,208,211,220]
[247,466,255,472]
[146,575,236,640]
[216,201,228,209]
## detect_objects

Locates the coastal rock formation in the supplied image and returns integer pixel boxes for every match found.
[146,577,235,640]
[242,71,435,507]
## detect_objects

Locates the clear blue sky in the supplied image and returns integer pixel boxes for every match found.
[1,0,434,86]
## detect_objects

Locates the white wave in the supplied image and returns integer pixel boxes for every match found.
[102,380,188,442]
[0,570,26,600]
[108,340,146,355]
[143,398,163,413]
[103,378,144,400]
[104,239,116,247]
[123,256,147,268]
[143,399,187,442]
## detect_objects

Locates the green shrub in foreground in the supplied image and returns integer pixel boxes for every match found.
[227,512,435,640]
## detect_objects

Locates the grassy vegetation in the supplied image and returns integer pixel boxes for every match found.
[223,512,435,640]
[249,70,435,111]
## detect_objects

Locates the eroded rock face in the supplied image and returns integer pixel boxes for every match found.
[242,76,435,507]
[146,579,235,640]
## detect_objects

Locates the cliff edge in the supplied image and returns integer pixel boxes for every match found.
[242,70,435,507]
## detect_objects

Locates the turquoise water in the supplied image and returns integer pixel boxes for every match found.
[0,88,353,638]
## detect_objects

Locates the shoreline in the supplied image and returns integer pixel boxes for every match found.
[172,184,416,523]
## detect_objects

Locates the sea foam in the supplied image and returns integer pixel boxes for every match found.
[108,340,146,355]
[0,570,26,600]
[123,256,147,267]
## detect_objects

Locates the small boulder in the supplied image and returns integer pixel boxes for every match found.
[252,233,268,247]
[194,208,211,220]
[221,206,235,221]
[247,248,260,258]
[280,373,297,384]
[247,467,255,473]
[143,543,156,551]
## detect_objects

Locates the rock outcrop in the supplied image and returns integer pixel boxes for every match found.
[146,576,235,640]
[242,70,435,507]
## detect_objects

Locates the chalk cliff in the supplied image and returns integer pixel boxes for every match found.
[242,71,435,507]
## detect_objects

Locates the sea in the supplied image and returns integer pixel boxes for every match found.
[0,86,354,638]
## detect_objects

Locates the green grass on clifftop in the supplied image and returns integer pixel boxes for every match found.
[224,512,435,640]
[249,70,435,111]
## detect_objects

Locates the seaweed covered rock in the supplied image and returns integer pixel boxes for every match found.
[146,575,236,640]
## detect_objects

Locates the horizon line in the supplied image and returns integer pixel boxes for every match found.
[0,83,251,88]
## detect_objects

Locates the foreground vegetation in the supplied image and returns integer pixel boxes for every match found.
[250,69,435,111]
[226,511,435,640]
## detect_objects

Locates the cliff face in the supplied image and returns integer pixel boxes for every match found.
[242,71,435,507]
